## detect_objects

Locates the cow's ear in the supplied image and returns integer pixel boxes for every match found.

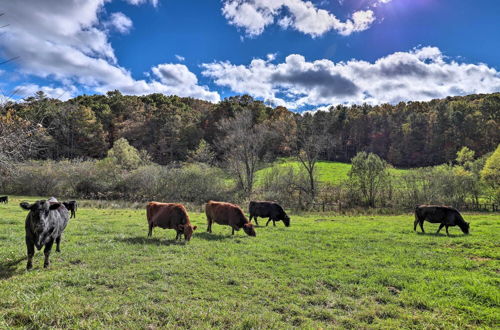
[49,203,61,210]
[193,226,198,231]
[20,202,32,210]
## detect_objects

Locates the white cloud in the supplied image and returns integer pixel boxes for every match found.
[222,0,376,37]
[124,0,158,7]
[202,46,500,109]
[107,12,133,34]
[175,54,186,61]
[0,0,220,102]
[14,84,77,101]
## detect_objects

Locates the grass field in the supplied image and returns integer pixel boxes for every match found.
[255,159,409,186]
[0,197,499,328]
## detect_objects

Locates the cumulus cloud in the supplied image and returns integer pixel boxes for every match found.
[222,0,376,37]
[0,0,220,102]
[202,47,500,109]
[14,84,78,101]
[124,0,159,7]
[106,12,133,34]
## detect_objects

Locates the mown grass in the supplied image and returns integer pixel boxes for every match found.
[255,159,409,186]
[0,196,499,328]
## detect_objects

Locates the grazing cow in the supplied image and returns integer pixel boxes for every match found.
[205,201,256,236]
[146,202,197,241]
[249,201,290,227]
[20,198,70,270]
[414,205,470,235]
[0,196,8,204]
[63,200,78,218]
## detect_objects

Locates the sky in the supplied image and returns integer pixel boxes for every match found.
[0,0,500,111]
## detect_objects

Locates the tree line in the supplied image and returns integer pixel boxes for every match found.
[1,91,498,167]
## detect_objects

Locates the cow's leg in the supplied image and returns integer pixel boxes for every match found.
[232,227,235,235]
[273,219,276,227]
[26,237,35,270]
[445,225,449,236]
[419,220,425,233]
[266,218,272,226]
[56,236,61,252]
[414,217,420,231]
[436,223,445,234]
[253,216,259,226]
[148,224,153,237]
[207,217,213,233]
[43,240,54,268]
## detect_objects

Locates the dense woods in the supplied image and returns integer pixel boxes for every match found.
[1,91,498,167]
[0,91,499,209]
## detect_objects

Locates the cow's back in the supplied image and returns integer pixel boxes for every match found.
[147,202,187,229]
[206,201,245,226]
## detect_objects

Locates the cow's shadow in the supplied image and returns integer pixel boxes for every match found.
[117,237,186,246]
[195,232,234,241]
[0,256,26,280]
[416,232,462,238]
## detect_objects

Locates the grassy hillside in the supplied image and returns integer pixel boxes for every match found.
[0,197,498,328]
[255,159,409,186]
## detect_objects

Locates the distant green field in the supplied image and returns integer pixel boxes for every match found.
[255,159,409,186]
[1,196,498,328]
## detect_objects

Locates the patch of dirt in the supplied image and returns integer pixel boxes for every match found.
[315,218,335,222]
[469,256,492,261]
[387,286,401,295]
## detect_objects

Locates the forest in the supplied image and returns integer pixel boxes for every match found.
[1,91,499,210]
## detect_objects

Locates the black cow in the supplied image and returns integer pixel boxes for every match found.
[20,198,70,270]
[249,201,290,227]
[0,196,8,204]
[63,200,78,218]
[414,205,470,235]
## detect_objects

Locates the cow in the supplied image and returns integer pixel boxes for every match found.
[249,201,290,227]
[63,200,78,218]
[414,205,470,235]
[205,201,256,236]
[20,198,70,270]
[0,196,8,204]
[146,202,197,241]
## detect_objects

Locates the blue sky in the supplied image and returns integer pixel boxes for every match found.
[1,0,499,111]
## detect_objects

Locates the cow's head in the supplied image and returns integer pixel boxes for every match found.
[460,221,470,234]
[20,200,62,249]
[243,223,256,237]
[283,214,291,227]
[178,224,198,241]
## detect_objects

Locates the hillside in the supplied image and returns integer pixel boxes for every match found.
[255,159,409,186]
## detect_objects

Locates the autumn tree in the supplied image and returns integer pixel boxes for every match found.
[348,152,389,207]
[218,110,265,196]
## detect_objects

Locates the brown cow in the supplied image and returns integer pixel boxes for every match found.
[146,202,197,241]
[205,201,256,236]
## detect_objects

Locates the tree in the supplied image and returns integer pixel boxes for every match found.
[348,152,389,207]
[481,144,500,202]
[0,111,46,176]
[456,146,475,170]
[218,110,265,196]
[295,114,327,203]
[187,139,215,164]
[105,138,147,170]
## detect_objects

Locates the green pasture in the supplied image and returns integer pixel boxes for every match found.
[0,197,498,328]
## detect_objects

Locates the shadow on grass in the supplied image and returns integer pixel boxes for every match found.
[117,236,186,246]
[0,256,26,280]
[415,232,464,238]
[195,232,233,241]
